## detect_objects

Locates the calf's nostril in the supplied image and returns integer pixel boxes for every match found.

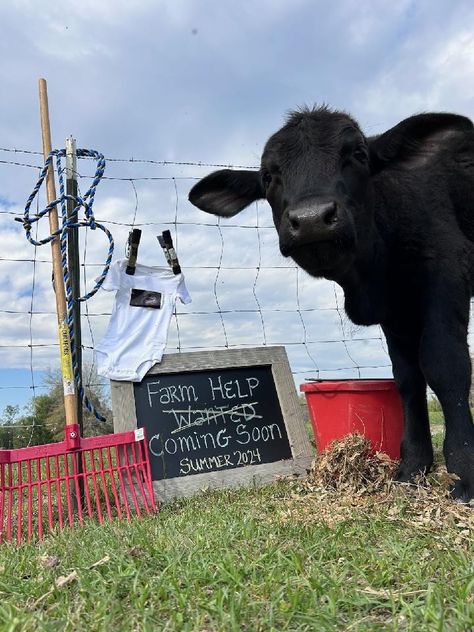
[290,216,300,231]
[322,202,338,225]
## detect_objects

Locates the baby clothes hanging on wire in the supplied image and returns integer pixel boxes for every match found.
[95,259,191,381]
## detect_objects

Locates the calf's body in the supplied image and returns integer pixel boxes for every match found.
[189,107,474,501]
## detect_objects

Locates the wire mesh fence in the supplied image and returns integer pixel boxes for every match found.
[2,145,462,446]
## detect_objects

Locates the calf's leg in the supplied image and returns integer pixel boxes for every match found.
[383,329,433,481]
[419,296,474,502]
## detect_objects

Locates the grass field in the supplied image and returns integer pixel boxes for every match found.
[0,428,472,632]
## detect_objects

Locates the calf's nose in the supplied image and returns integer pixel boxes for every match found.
[287,201,339,243]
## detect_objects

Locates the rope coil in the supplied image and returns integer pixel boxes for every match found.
[19,148,114,421]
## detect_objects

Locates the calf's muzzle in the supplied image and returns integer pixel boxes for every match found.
[285,201,339,247]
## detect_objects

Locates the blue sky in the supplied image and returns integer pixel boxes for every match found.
[0,0,474,418]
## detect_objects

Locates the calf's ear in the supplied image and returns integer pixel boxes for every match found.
[369,113,473,173]
[189,169,264,217]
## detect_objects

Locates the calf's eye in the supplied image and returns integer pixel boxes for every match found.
[262,171,272,188]
[353,146,369,164]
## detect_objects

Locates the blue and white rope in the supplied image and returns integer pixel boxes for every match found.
[20,148,114,422]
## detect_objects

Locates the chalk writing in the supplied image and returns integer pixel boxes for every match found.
[208,376,260,400]
[163,402,262,434]
[147,381,198,407]
[134,365,292,480]
[179,449,262,475]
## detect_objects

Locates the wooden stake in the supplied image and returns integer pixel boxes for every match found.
[38,78,78,427]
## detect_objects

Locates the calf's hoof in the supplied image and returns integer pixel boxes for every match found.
[445,438,474,504]
[394,462,431,484]
[394,447,433,484]
[450,478,474,503]
[446,459,474,503]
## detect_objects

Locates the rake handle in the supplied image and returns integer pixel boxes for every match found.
[38,78,78,428]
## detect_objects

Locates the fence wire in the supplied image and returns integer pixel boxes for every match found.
[0,146,407,444]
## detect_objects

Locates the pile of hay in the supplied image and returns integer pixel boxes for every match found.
[304,433,396,495]
[277,433,474,534]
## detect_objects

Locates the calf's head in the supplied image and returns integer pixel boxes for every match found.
[189,107,369,279]
[189,106,473,280]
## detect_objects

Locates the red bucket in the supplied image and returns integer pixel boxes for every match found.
[300,380,404,459]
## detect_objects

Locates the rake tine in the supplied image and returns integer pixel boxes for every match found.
[37,459,43,542]
[63,454,75,528]
[46,457,54,533]
[115,445,132,521]
[141,439,157,513]
[27,460,33,542]
[122,445,141,516]
[71,453,84,525]
[7,463,13,542]
[81,451,94,519]
[97,449,113,521]
[89,450,104,525]
[55,455,64,531]
[17,462,23,544]
[130,441,151,513]
[106,446,122,520]
[0,464,5,544]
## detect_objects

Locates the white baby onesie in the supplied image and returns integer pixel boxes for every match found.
[95,259,191,381]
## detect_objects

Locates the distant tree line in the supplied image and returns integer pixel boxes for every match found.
[0,368,113,449]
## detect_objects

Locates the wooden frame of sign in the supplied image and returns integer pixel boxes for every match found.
[110,346,313,502]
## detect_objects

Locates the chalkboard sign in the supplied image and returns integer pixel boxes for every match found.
[135,364,292,480]
[111,347,313,501]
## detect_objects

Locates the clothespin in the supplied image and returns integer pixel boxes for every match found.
[125,228,142,275]
[157,230,181,274]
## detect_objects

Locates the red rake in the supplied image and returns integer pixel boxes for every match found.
[0,80,157,544]
[0,425,156,544]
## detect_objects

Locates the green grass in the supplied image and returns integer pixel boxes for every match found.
[0,479,472,631]
[429,410,445,427]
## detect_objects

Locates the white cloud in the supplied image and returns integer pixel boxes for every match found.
[355,10,474,131]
